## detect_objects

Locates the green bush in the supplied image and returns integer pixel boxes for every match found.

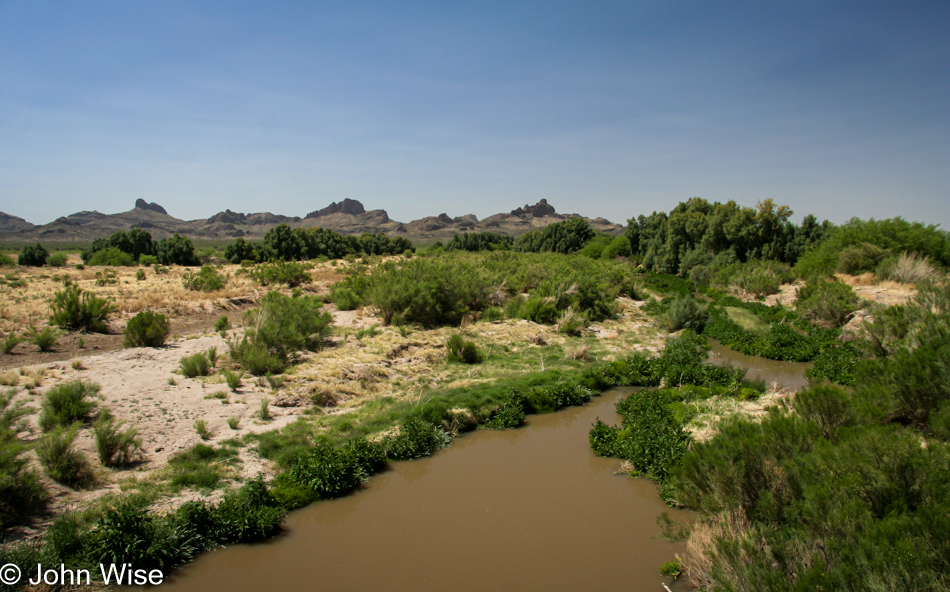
[2,332,23,354]
[222,369,243,391]
[446,334,483,364]
[837,241,890,274]
[123,310,171,347]
[39,380,100,431]
[289,440,386,499]
[46,252,69,267]
[214,315,230,333]
[87,247,136,267]
[156,233,200,266]
[329,285,364,311]
[795,279,861,327]
[247,261,311,287]
[579,234,614,258]
[0,391,46,528]
[28,326,60,352]
[601,235,632,259]
[179,352,213,378]
[229,291,332,375]
[49,285,115,332]
[18,243,48,266]
[666,295,708,332]
[182,265,227,291]
[139,254,158,266]
[384,417,451,460]
[36,424,94,488]
[93,413,142,467]
[0,253,14,267]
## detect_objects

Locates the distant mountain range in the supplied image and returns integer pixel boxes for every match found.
[0,198,624,244]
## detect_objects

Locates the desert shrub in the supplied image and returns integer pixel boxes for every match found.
[601,235,632,259]
[247,261,311,287]
[445,334,483,364]
[666,295,708,332]
[1,332,23,354]
[876,251,940,283]
[384,417,451,460]
[123,310,170,347]
[18,243,48,266]
[222,369,243,391]
[135,268,146,281]
[229,291,332,375]
[214,315,230,334]
[794,384,856,441]
[519,296,559,324]
[156,233,199,266]
[0,253,14,267]
[46,252,69,267]
[93,413,142,467]
[712,260,793,298]
[179,352,212,378]
[49,285,115,332]
[329,283,364,311]
[28,326,60,351]
[837,241,890,274]
[139,254,158,266]
[35,424,94,488]
[182,265,227,291]
[514,217,595,254]
[0,392,46,528]
[87,247,136,267]
[795,278,860,327]
[556,307,587,336]
[40,380,99,431]
[446,231,514,252]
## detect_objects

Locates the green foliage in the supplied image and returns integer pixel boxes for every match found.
[226,224,412,264]
[247,260,311,287]
[666,295,708,332]
[214,315,230,333]
[18,243,48,266]
[289,438,388,499]
[0,253,14,267]
[123,310,171,347]
[87,247,136,267]
[82,229,156,264]
[446,231,513,252]
[384,417,451,460]
[2,332,23,354]
[167,443,234,490]
[446,334,483,364]
[93,413,142,467]
[0,391,46,529]
[49,284,115,332]
[179,352,212,378]
[156,233,200,266]
[837,241,890,274]
[658,561,682,578]
[182,265,227,291]
[229,291,332,375]
[135,268,146,281]
[482,391,528,429]
[711,259,794,298]
[600,235,632,259]
[39,380,99,431]
[36,424,94,488]
[46,252,69,267]
[514,217,596,254]
[518,296,559,324]
[28,325,60,351]
[795,278,860,327]
[139,254,158,266]
[221,369,243,391]
[578,234,614,258]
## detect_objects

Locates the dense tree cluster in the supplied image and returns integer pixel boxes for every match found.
[81,229,198,266]
[445,232,514,252]
[514,217,596,254]
[224,224,412,264]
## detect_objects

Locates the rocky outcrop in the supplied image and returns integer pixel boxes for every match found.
[0,212,35,233]
[511,198,556,218]
[134,199,168,215]
[305,198,366,219]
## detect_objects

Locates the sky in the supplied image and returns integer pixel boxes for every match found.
[1,1,948,228]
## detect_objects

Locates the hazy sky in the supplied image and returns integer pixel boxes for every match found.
[1,1,948,228]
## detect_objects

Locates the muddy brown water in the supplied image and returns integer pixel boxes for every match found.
[158,388,690,592]
[706,339,812,392]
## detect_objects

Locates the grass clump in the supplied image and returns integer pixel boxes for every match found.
[36,424,95,488]
[179,352,213,378]
[93,413,142,467]
[194,419,212,440]
[229,291,332,375]
[227,416,240,430]
[167,443,236,490]
[214,315,230,335]
[222,369,243,391]
[446,334,483,364]
[123,310,171,347]
[39,380,100,431]
[28,325,60,351]
[49,284,115,333]
[182,265,227,292]
[2,332,23,354]
[0,390,46,528]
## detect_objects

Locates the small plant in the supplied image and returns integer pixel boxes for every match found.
[658,560,682,579]
[182,265,227,292]
[259,396,270,420]
[180,352,212,378]
[35,424,94,488]
[795,279,860,328]
[75,263,85,270]
[194,419,212,439]
[28,326,60,352]
[2,332,23,354]
[153,263,169,274]
[135,268,146,281]
[666,295,709,332]
[354,324,380,340]
[123,310,171,347]
[76,335,84,348]
[168,377,177,386]
[446,334,483,364]
[207,346,218,368]
[94,268,119,285]
[71,359,85,370]
[398,325,412,338]
[214,315,230,335]
[265,373,285,389]
[227,416,240,430]
[93,413,142,467]
[39,380,99,431]
[139,254,158,266]
[222,369,244,392]
[49,284,115,332]
[556,307,587,336]
[0,253,14,267]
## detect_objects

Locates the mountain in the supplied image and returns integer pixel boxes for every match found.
[0,198,623,244]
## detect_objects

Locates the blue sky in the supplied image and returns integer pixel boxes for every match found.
[1,1,948,228]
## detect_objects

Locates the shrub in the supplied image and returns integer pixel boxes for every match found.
[519,296,559,324]
[49,285,115,332]
[156,233,200,266]
[2,332,23,354]
[666,295,708,332]
[222,369,243,391]
[87,247,136,267]
[194,419,212,439]
[182,265,227,291]
[28,325,60,351]
[384,417,451,460]
[877,252,939,283]
[35,424,94,488]
[0,391,46,528]
[290,443,378,499]
[259,396,270,420]
[46,252,69,267]
[0,253,14,267]
[135,268,146,281]
[837,242,889,274]
[446,334,483,364]
[329,285,364,311]
[229,292,332,375]
[795,279,860,327]
[139,254,158,266]
[214,315,230,334]
[18,243,48,266]
[93,413,142,467]
[180,352,213,378]
[601,235,632,259]
[556,307,587,336]
[40,380,100,431]
[123,310,171,347]
[247,261,311,287]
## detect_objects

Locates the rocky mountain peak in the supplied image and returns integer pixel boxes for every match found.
[305,198,366,219]
[511,198,557,218]
[134,199,168,215]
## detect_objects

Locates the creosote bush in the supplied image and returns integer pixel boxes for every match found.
[49,285,115,333]
[247,261,311,287]
[123,310,171,348]
[87,247,136,267]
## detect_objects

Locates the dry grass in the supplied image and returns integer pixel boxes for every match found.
[888,252,940,284]
[682,508,758,590]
